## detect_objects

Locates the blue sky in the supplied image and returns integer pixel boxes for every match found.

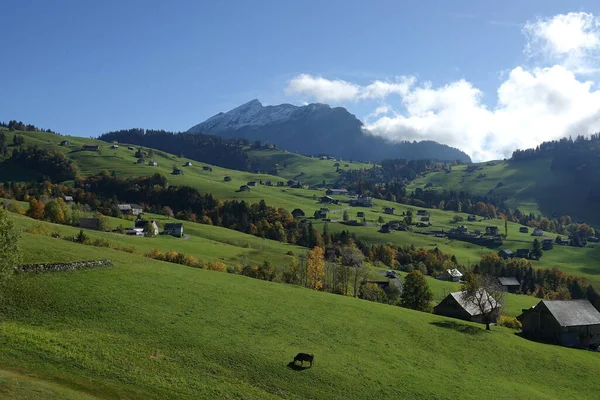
[2,1,600,160]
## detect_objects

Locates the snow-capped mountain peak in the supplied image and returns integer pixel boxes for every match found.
[189,99,299,133]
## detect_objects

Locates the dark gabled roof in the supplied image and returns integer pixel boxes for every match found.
[498,277,520,286]
[499,249,513,255]
[542,300,600,327]
[164,223,183,229]
[448,290,500,316]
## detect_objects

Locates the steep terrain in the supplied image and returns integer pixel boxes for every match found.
[407,158,600,226]
[0,226,596,399]
[187,100,471,163]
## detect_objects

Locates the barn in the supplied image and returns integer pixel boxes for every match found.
[433,290,500,324]
[517,300,600,348]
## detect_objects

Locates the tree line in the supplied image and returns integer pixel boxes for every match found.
[7,146,78,182]
[98,128,257,172]
[0,120,56,133]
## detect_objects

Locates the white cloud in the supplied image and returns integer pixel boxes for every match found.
[365,104,392,120]
[285,74,414,102]
[523,12,600,73]
[365,65,600,161]
[284,12,600,162]
[285,74,360,102]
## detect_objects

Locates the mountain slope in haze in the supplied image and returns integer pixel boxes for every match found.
[188,100,472,163]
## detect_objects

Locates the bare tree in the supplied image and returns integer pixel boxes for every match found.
[461,272,504,330]
[341,246,368,297]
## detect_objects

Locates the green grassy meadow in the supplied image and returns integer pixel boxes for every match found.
[407,159,599,225]
[1,232,600,399]
[247,148,372,185]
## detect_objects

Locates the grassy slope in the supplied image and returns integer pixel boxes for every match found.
[13,211,304,268]
[406,159,598,225]
[5,130,600,284]
[247,148,372,185]
[1,235,600,399]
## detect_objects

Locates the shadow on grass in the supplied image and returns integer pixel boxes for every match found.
[430,321,486,335]
[580,266,600,276]
[286,362,311,371]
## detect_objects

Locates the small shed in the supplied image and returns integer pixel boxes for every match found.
[517,300,600,347]
[516,249,530,259]
[314,210,327,219]
[498,277,520,293]
[247,181,258,187]
[184,162,193,167]
[498,249,514,259]
[486,226,499,235]
[239,185,250,192]
[202,166,213,171]
[437,268,463,282]
[137,158,146,164]
[172,169,184,175]
[357,211,365,218]
[60,140,69,146]
[63,196,74,204]
[379,224,393,233]
[163,223,184,238]
[532,228,544,236]
[467,215,477,222]
[110,144,119,149]
[148,161,158,167]
[224,176,232,182]
[320,196,335,204]
[384,207,395,215]
[519,227,529,233]
[292,209,305,218]
[543,238,554,250]
[82,144,100,151]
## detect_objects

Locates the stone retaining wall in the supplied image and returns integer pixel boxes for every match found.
[14,259,113,273]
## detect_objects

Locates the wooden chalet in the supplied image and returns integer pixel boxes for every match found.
[518,300,600,348]
[434,290,500,324]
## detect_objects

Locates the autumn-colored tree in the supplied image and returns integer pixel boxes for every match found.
[43,199,67,224]
[282,256,301,284]
[3,200,24,215]
[359,283,387,303]
[306,246,325,290]
[400,270,433,312]
[207,261,226,272]
[27,198,44,219]
[162,206,174,219]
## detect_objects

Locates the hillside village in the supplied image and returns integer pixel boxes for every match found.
[2,124,600,398]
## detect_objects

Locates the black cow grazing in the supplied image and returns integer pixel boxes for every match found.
[293,353,314,367]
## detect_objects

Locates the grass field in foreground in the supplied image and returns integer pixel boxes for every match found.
[1,237,600,399]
